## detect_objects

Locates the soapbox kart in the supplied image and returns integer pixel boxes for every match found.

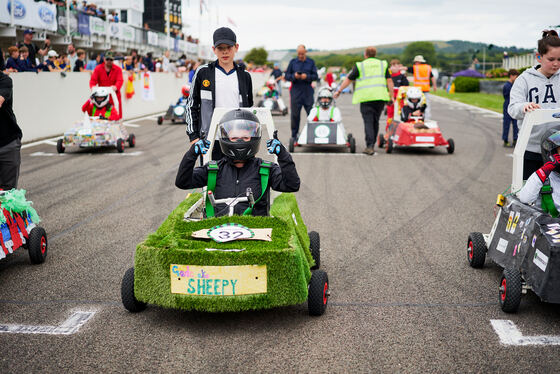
[257,96,288,116]
[121,108,329,316]
[57,114,135,154]
[157,101,187,125]
[467,109,560,313]
[0,189,47,264]
[377,86,454,154]
[290,120,355,153]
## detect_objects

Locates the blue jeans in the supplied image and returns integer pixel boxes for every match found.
[502,112,518,142]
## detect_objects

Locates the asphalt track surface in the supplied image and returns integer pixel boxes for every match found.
[2,91,560,373]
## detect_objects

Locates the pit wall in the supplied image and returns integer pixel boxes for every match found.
[12,71,267,143]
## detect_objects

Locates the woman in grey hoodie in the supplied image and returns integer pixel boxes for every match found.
[509,30,560,179]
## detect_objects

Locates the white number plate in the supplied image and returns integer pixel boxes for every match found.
[207,223,254,243]
[314,137,329,144]
[416,136,435,142]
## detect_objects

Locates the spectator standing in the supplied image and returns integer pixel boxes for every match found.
[5,47,21,72]
[386,59,409,127]
[67,43,78,70]
[45,50,60,72]
[90,51,124,119]
[143,52,154,72]
[17,47,37,72]
[502,69,519,147]
[284,45,318,140]
[86,53,100,71]
[409,55,436,119]
[18,30,49,68]
[270,63,283,96]
[334,46,393,155]
[0,71,23,190]
[58,54,72,72]
[73,49,86,72]
[162,50,171,72]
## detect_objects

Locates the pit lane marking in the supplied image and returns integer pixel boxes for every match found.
[30,151,143,157]
[0,311,96,335]
[491,319,560,345]
[291,153,368,156]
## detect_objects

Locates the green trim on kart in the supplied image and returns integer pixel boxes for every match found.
[133,192,315,312]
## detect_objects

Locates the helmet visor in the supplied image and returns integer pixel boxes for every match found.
[219,119,261,142]
[548,131,560,147]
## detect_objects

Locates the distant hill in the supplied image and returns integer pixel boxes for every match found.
[308,40,531,56]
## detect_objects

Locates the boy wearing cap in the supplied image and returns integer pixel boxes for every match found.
[89,51,124,119]
[185,27,253,152]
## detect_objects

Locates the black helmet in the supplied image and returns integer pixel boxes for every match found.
[541,128,560,163]
[218,109,262,161]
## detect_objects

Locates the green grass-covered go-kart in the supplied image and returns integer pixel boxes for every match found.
[121,108,329,316]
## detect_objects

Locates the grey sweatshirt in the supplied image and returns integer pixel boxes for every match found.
[508,65,560,153]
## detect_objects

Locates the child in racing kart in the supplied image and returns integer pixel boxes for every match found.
[175,109,300,217]
[176,85,190,105]
[400,87,427,122]
[519,130,560,217]
[81,87,120,121]
[307,87,342,122]
[264,78,279,99]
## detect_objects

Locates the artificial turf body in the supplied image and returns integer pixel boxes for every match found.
[134,193,314,312]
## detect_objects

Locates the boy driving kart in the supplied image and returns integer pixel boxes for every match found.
[519,130,560,217]
[175,109,300,217]
[81,87,119,121]
[307,87,342,122]
[177,85,190,105]
[400,87,427,122]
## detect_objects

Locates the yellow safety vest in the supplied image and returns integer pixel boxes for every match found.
[413,64,432,92]
[352,58,390,104]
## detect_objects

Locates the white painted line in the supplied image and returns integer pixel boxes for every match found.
[30,152,66,157]
[107,151,143,156]
[21,136,62,149]
[43,140,59,146]
[0,311,95,335]
[431,95,503,118]
[30,151,143,157]
[291,152,367,156]
[491,319,560,346]
[123,123,140,128]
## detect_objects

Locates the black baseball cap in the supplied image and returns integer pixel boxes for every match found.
[213,27,236,47]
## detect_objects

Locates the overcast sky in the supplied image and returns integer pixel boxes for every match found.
[182,0,559,51]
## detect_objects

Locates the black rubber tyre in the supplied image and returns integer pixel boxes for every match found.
[282,108,288,116]
[289,137,295,153]
[56,139,65,154]
[447,138,455,154]
[467,232,486,268]
[121,267,147,313]
[157,116,163,125]
[309,231,320,270]
[308,270,329,316]
[349,136,356,153]
[116,138,125,153]
[378,134,385,148]
[128,134,136,148]
[499,268,522,313]
[387,138,394,153]
[28,226,47,264]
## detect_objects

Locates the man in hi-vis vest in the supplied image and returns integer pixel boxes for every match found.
[335,47,393,155]
[410,55,437,119]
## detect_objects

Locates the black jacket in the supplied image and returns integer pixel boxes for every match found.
[175,145,300,216]
[0,72,22,147]
[185,60,253,142]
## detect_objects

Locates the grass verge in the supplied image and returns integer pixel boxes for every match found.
[433,91,504,113]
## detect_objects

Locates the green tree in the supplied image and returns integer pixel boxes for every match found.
[244,47,268,65]
[402,41,437,65]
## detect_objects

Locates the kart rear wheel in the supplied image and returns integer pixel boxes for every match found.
[28,227,47,264]
[378,134,385,148]
[387,138,394,153]
[117,138,125,153]
[121,267,147,313]
[171,118,176,123]
[157,116,163,125]
[447,138,455,154]
[308,270,329,316]
[309,231,320,270]
[467,232,486,268]
[499,268,522,313]
[282,108,288,116]
[56,139,65,154]
[289,137,295,153]
[128,134,136,148]
[349,136,356,153]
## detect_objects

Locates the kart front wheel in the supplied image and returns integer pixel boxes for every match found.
[308,270,329,316]
[128,134,136,148]
[56,139,65,154]
[447,138,455,154]
[309,231,320,270]
[157,116,163,125]
[467,232,486,268]
[499,268,522,313]
[117,138,125,153]
[378,134,385,148]
[121,267,147,313]
[28,227,48,264]
[349,136,356,153]
[387,138,394,153]
[289,138,295,153]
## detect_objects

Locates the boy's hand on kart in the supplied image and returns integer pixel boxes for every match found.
[537,154,560,182]
[266,139,283,155]
[524,103,541,112]
[193,139,210,155]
